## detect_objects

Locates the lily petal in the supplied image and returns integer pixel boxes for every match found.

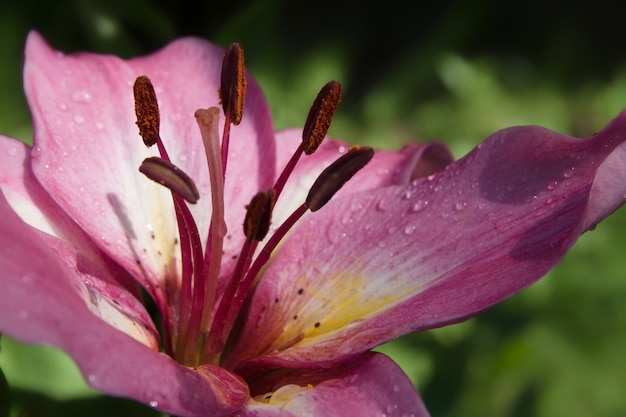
[242,352,429,417]
[24,32,275,296]
[230,110,626,369]
[0,190,249,416]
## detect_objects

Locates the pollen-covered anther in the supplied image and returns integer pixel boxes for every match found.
[139,157,200,204]
[306,146,374,211]
[302,81,342,155]
[133,75,161,147]
[243,190,275,241]
[219,43,246,125]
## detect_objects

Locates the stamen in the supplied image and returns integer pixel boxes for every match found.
[243,190,275,242]
[306,146,374,211]
[219,43,246,126]
[302,81,342,155]
[218,43,247,173]
[133,75,161,147]
[273,81,342,197]
[139,157,200,204]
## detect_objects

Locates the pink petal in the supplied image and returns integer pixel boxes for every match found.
[24,32,275,294]
[230,110,626,369]
[0,191,249,416]
[0,134,142,299]
[241,352,429,417]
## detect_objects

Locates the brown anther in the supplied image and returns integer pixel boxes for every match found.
[133,75,161,147]
[139,157,200,204]
[302,81,342,155]
[306,146,374,212]
[219,43,246,126]
[243,189,275,241]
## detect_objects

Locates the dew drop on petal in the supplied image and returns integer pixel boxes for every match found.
[563,166,575,178]
[404,224,416,235]
[6,146,17,157]
[327,227,346,244]
[411,199,427,212]
[74,115,85,124]
[376,199,391,212]
[71,90,92,103]
[149,401,158,408]
[88,374,96,383]
[455,201,467,211]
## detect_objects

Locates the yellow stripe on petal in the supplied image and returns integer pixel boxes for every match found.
[271,264,428,350]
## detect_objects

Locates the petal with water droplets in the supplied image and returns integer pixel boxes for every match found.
[229,110,626,368]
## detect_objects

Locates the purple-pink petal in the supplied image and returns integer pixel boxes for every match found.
[241,352,429,417]
[228,110,626,370]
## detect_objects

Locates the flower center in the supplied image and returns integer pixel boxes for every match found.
[133,43,372,368]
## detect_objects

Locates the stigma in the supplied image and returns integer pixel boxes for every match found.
[132,43,372,368]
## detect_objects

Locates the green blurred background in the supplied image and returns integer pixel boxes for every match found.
[1,1,626,416]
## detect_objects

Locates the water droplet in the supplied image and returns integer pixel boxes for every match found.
[563,166,575,178]
[547,181,558,191]
[327,227,346,244]
[376,199,391,212]
[402,189,414,200]
[404,225,416,235]
[350,201,364,212]
[21,275,31,283]
[341,214,353,225]
[455,201,467,211]
[386,404,398,413]
[149,400,158,408]
[95,122,104,130]
[58,103,68,111]
[386,226,398,235]
[411,199,427,212]
[71,90,92,103]
[19,309,29,319]
[74,115,85,124]
[392,385,401,392]
[376,167,390,177]
[6,146,17,156]
[88,374,96,382]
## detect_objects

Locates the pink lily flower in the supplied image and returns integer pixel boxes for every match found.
[1,32,626,417]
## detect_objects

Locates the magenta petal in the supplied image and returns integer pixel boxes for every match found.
[231,110,626,368]
[242,352,429,417]
[0,193,248,416]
